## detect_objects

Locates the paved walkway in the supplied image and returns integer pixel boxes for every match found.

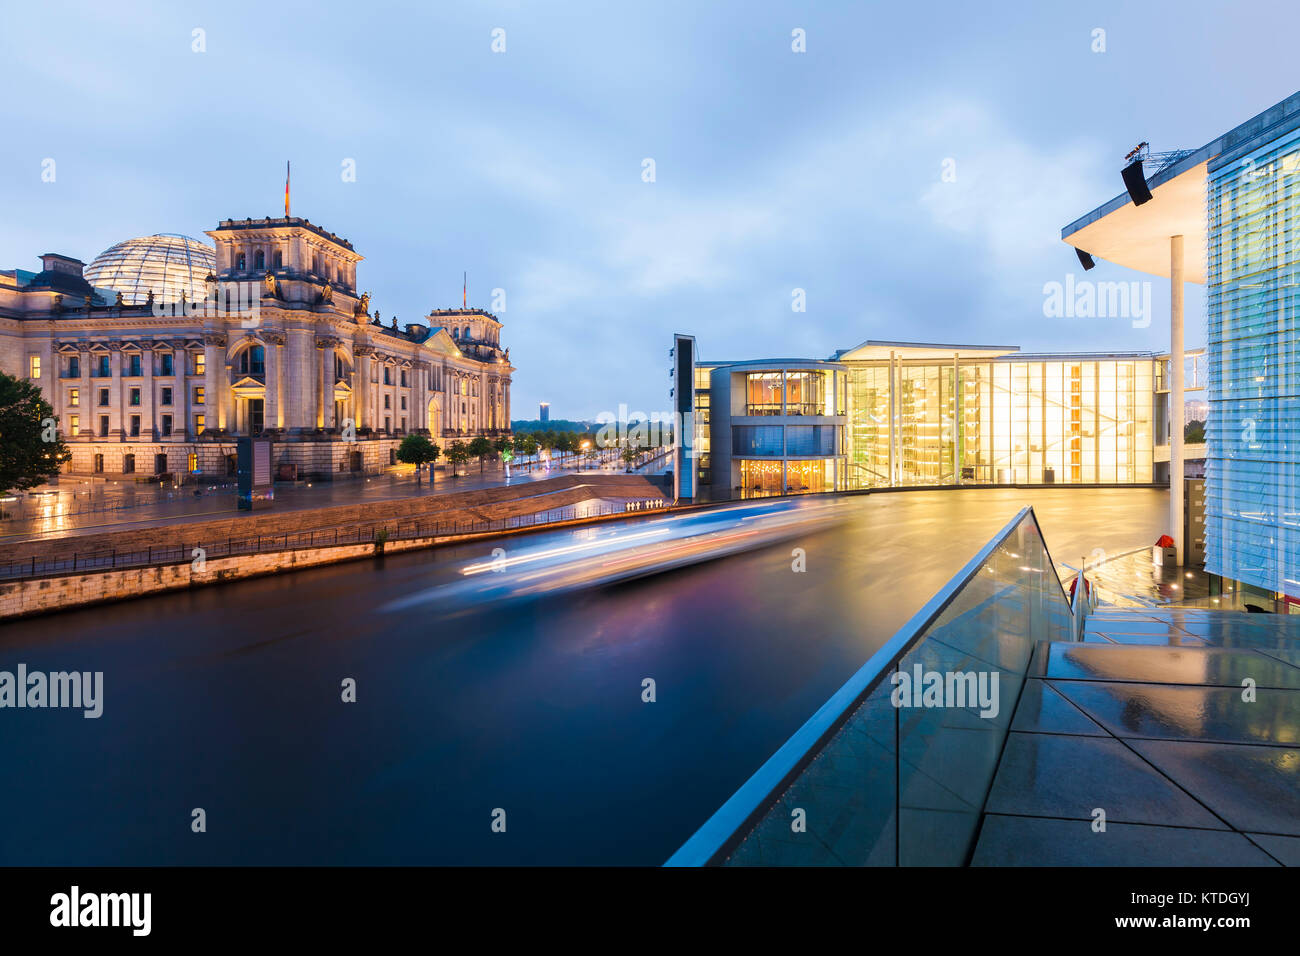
[0,456,630,544]
[972,607,1300,865]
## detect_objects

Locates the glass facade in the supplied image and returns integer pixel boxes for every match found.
[683,344,1160,503]
[845,358,1155,489]
[1205,126,1300,598]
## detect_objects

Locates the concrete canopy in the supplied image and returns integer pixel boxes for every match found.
[1061,161,1209,285]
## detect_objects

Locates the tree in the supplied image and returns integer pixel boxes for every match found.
[446,440,471,477]
[621,446,639,471]
[396,433,440,484]
[0,372,69,494]
[513,433,538,471]
[553,431,575,467]
[468,435,493,473]
[1185,419,1206,444]
[494,435,513,458]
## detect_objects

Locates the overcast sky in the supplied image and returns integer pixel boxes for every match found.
[2,1,1297,419]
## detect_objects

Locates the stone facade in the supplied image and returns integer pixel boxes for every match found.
[0,218,513,480]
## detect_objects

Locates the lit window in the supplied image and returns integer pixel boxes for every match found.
[69,415,80,437]
[69,388,79,407]
[194,353,206,375]
[29,356,40,379]
[194,386,205,405]
[195,415,205,435]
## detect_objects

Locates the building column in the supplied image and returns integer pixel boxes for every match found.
[78,347,90,441]
[203,335,223,433]
[140,347,154,439]
[265,333,283,429]
[1170,234,1185,565]
[318,342,330,429]
[353,347,370,431]
[888,350,897,487]
[952,355,960,486]
[283,330,310,431]
[178,344,192,440]
[109,345,123,439]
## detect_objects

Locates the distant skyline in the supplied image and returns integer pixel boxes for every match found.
[3,1,1298,418]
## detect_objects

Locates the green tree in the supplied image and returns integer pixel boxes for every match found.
[621,446,639,471]
[1185,419,1206,444]
[0,372,69,494]
[446,440,471,477]
[468,435,493,473]
[396,433,440,483]
[494,435,513,458]
[554,431,575,467]
[513,433,538,471]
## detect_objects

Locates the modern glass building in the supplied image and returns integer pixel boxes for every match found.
[1063,89,1300,609]
[1205,111,1300,603]
[675,338,1164,501]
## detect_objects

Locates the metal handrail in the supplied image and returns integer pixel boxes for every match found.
[665,505,1054,867]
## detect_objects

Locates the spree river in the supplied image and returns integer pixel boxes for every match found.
[0,487,1164,865]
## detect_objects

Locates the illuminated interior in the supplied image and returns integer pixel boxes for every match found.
[846,358,1155,488]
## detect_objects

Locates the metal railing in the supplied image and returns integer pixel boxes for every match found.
[665,506,1073,867]
[0,497,670,582]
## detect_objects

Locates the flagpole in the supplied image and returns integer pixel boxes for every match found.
[285,161,290,217]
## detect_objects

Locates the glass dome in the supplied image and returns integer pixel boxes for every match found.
[83,233,215,305]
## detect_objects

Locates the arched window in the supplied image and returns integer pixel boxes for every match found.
[240,346,265,375]
[272,249,283,269]
[254,250,265,270]
[235,251,246,271]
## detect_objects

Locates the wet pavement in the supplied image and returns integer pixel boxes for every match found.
[0,456,624,544]
[973,607,1300,866]
[0,487,1167,865]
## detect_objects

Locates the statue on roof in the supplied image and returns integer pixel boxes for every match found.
[264,271,279,298]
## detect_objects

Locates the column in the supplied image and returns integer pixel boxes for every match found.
[140,347,154,439]
[353,347,370,430]
[79,347,90,442]
[179,343,192,440]
[109,345,123,439]
[888,351,896,487]
[952,355,960,486]
[265,333,283,429]
[1170,234,1185,565]
[203,335,223,434]
[318,342,330,429]
[284,329,311,431]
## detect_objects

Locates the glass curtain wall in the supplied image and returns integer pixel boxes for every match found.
[845,359,1154,489]
[1205,131,1300,596]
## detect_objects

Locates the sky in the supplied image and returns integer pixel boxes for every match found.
[2,0,1298,419]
